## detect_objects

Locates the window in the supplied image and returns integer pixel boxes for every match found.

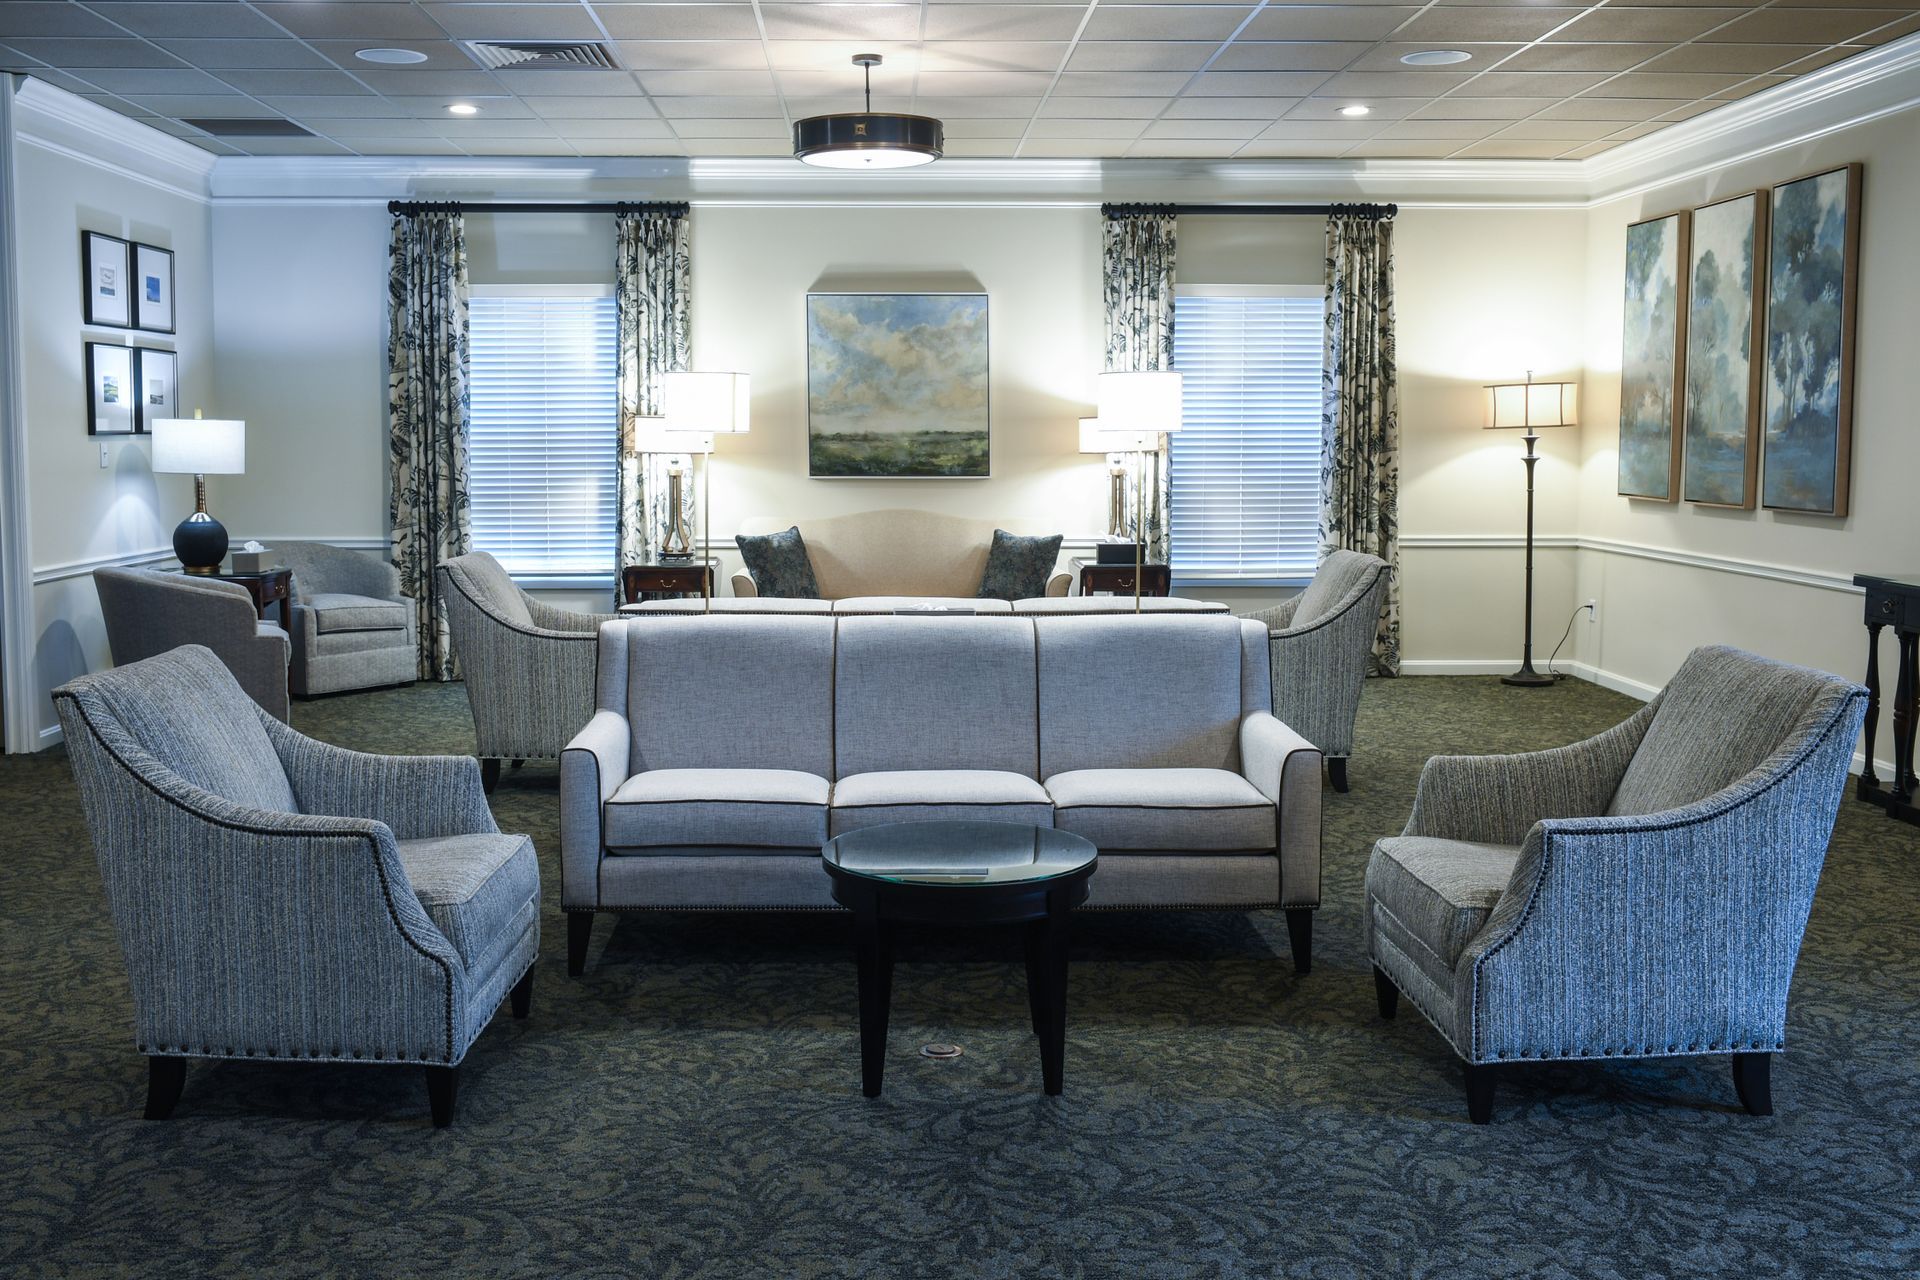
[468,290,618,578]
[1170,289,1325,586]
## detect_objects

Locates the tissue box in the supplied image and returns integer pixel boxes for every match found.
[230,548,272,573]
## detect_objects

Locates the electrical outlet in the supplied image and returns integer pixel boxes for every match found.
[99,443,110,469]
[1585,598,1599,624]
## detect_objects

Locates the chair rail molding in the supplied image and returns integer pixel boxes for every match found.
[1398,534,1859,596]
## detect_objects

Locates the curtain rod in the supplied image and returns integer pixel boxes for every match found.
[387,200,688,216]
[1104,202,1397,218]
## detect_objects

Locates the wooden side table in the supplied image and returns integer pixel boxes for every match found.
[180,567,292,628]
[622,560,717,604]
[1071,557,1171,598]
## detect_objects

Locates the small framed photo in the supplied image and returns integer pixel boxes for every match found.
[82,231,132,328]
[86,343,136,436]
[133,347,177,433]
[133,243,175,334]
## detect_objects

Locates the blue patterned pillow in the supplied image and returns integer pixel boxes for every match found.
[977,529,1063,601]
[735,526,822,599]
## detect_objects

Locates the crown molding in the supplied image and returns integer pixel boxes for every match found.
[10,76,214,204]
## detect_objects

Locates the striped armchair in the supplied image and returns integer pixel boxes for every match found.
[55,645,539,1127]
[1366,645,1866,1123]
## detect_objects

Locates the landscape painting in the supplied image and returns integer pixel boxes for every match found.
[1618,211,1688,501]
[807,293,989,478]
[1682,192,1766,508]
[1762,164,1861,517]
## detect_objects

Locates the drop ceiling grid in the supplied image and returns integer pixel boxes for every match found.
[0,0,1913,162]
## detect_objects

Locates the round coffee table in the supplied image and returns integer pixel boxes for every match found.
[821,820,1098,1098]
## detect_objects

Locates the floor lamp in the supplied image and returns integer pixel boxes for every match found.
[663,371,751,614]
[1095,371,1183,614]
[1484,372,1577,687]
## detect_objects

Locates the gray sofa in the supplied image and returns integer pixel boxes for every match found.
[1366,644,1866,1123]
[93,565,289,720]
[562,613,1324,976]
[54,645,539,1127]
[273,540,417,697]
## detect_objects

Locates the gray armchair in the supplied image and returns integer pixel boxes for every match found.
[1241,549,1388,793]
[94,565,289,720]
[273,540,417,696]
[438,551,619,792]
[1365,644,1866,1123]
[54,645,539,1127]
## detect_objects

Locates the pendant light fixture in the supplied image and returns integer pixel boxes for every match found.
[793,53,943,169]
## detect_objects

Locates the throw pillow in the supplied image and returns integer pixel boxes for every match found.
[977,529,1064,601]
[735,526,822,599]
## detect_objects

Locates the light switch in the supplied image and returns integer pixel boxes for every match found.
[99,443,110,468]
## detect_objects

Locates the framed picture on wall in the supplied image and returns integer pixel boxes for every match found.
[1616,210,1689,502]
[86,343,136,436]
[81,231,132,328]
[1681,191,1768,510]
[133,243,175,334]
[133,347,177,433]
[1761,163,1862,518]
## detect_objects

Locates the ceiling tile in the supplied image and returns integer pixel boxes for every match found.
[251,4,449,41]
[230,135,355,155]
[332,138,468,155]
[2,38,186,68]
[310,40,479,72]
[1606,120,1677,139]
[1257,118,1381,138]
[258,94,411,118]
[457,138,587,155]
[424,5,608,40]
[215,69,372,95]
[652,94,785,117]
[573,138,688,157]
[522,95,662,117]
[596,5,763,39]
[1052,71,1194,94]
[1452,138,1578,157]
[1532,95,1693,119]
[1018,140,1132,157]
[1081,6,1255,41]
[492,69,642,95]
[1315,69,1478,95]
[1410,95,1557,118]
[436,117,563,137]
[778,68,913,95]
[74,66,234,95]
[938,118,1028,137]
[1547,7,1750,42]
[915,95,1044,115]
[1234,140,1358,157]
[1026,118,1153,138]
[1142,117,1271,138]
[1451,69,1615,95]
[912,70,1055,93]
[1374,118,1506,138]
[121,94,277,117]
[1582,70,1752,95]
[759,3,923,40]
[1708,72,1793,97]
[921,42,1070,72]
[1240,7,1422,40]
[1856,13,1920,43]
[1559,139,1626,158]
[380,94,537,118]
[666,118,790,138]
[617,41,771,70]
[0,5,127,40]
[1127,138,1247,156]
[1700,7,1902,42]
[1186,70,1333,94]
[638,69,778,94]
[153,39,334,70]
[1493,43,1667,73]
[764,40,917,70]
[1213,42,1374,71]
[1639,42,1821,72]
[1035,95,1172,116]
[1393,7,1590,42]
[1496,118,1627,139]
[353,69,504,95]
[1341,42,1522,71]
[924,5,1090,39]
[1286,95,1423,117]
[1066,42,1217,71]
[88,3,290,40]
[291,118,449,138]
[1654,100,1727,119]
[1162,94,1301,117]
[548,118,675,138]
[660,137,787,154]
[1344,138,1459,156]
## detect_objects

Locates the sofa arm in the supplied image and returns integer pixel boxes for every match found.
[263,713,497,840]
[1046,571,1070,598]
[560,709,630,909]
[732,571,759,599]
[1240,712,1323,908]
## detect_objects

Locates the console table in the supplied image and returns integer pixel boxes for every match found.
[177,567,292,629]
[1854,571,1920,827]
[622,560,717,604]
[1071,557,1171,598]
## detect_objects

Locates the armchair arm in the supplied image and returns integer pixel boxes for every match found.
[440,572,605,759]
[1243,596,1301,631]
[261,712,497,840]
[1404,702,1655,845]
[732,571,759,599]
[525,593,618,635]
[1239,712,1324,908]
[232,622,292,722]
[560,709,630,909]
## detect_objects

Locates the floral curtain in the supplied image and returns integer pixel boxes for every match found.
[614,207,692,589]
[1102,205,1176,563]
[1321,207,1401,676]
[387,210,471,681]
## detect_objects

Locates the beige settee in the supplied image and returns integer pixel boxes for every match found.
[731,509,1071,600]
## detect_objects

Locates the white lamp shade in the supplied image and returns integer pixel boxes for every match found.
[1096,370,1183,436]
[630,416,715,455]
[1079,416,1157,454]
[1484,380,1578,429]
[663,371,750,435]
[151,418,245,474]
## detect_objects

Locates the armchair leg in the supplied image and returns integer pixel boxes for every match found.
[1327,758,1350,793]
[567,911,593,977]
[480,758,501,794]
[1732,1052,1773,1116]
[144,1055,186,1120]
[1464,1063,1497,1125]
[425,1065,459,1128]
[1373,966,1399,1019]
[510,758,525,771]
[1284,908,1313,975]
[510,966,533,1019]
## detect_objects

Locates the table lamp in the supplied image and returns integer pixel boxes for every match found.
[1094,370,1183,613]
[1483,371,1577,686]
[662,372,751,613]
[151,411,246,574]
[1079,416,1155,539]
[630,415,714,564]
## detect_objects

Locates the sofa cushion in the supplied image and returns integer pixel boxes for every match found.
[735,526,822,599]
[626,616,835,776]
[1366,836,1520,990]
[977,529,1064,601]
[394,832,539,971]
[835,616,1040,776]
[830,769,1053,836]
[309,592,408,634]
[1045,768,1274,851]
[832,596,1013,614]
[606,768,829,849]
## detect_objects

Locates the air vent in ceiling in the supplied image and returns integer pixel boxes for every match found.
[182,118,315,138]
[466,40,617,70]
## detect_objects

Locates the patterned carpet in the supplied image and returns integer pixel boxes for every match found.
[2,674,1915,1279]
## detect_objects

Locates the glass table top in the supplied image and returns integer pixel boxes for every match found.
[822,821,1097,887]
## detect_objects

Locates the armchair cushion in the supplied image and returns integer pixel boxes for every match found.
[309,592,410,634]
[606,768,829,849]
[830,769,1053,835]
[1046,768,1274,850]
[395,832,539,972]
[734,526,822,599]
[1366,836,1521,990]
[977,529,1064,601]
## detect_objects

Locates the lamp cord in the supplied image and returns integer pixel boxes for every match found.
[1544,604,1587,680]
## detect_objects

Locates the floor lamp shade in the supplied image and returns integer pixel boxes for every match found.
[151,416,245,574]
[663,372,751,435]
[1095,371,1183,436]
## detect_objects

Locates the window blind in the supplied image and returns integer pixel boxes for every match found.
[468,294,618,576]
[1170,293,1326,584]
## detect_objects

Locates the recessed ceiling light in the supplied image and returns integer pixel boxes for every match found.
[1400,49,1474,66]
[1338,104,1371,117]
[447,103,480,116]
[354,47,429,65]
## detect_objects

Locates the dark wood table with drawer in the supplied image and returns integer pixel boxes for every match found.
[1855,571,1920,826]
[622,560,717,604]
[180,567,293,629]
[1071,557,1171,598]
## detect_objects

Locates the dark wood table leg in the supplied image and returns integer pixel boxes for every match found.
[854,899,893,1098]
[1032,886,1072,1096]
[1860,622,1883,800]
[1024,919,1047,1036]
[1897,629,1919,804]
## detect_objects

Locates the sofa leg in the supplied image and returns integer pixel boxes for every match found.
[1283,908,1312,975]
[567,912,593,977]
[480,758,501,794]
[510,758,525,771]
[1328,758,1350,793]
[1732,1052,1772,1117]
[1464,1063,1496,1125]
[425,1065,459,1128]
[510,967,534,1019]
[144,1055,186,1120]
[1373,966,1399,1019]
